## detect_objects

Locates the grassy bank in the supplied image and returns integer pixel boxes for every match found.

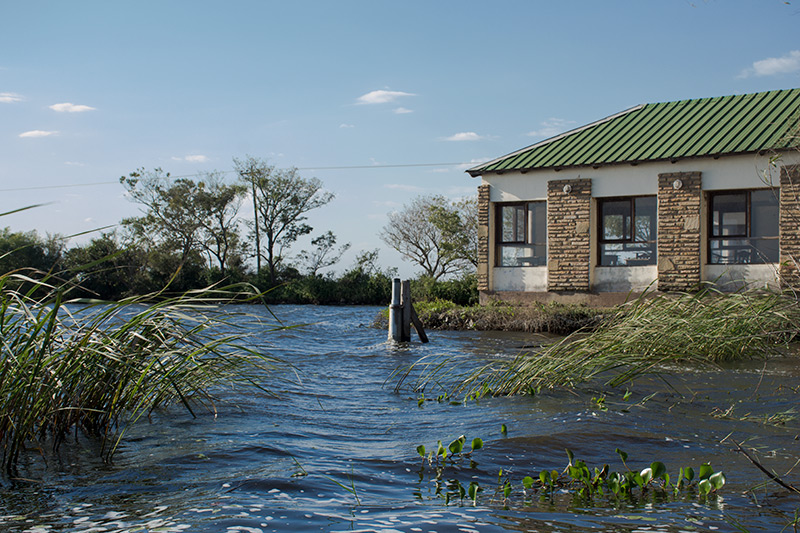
[374,300,607,335]
[396,288,800,397]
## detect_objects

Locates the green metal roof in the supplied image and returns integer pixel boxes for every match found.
[468,88,800,176]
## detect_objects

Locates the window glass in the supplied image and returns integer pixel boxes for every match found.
[709,189,779,264]
[500,205,525,243]
[599,196,657,267]
[496,201,546,267]
[601,200,630,240]
[711,193,746,237]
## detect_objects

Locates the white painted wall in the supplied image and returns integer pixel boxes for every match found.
[493,266,547,292]
[593,266,658,292]
[705,264,780,291]
[481,152,800,200]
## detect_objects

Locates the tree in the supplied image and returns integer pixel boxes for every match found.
[234,156,334,284]
[295,231,351,277]
[380,195,477,280]
[120,168,247,281]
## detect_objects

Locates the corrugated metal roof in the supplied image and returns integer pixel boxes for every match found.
[468,88,800,176]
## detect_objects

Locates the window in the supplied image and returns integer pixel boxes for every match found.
[598,196,657,266]
[496,202,547,267]
[709,189,779,264]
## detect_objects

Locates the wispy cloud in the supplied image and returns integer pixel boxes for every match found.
[443,132,483,142]
[64,161,85,167]
[49,102,96,113]
[19,130,58,138]
[356,90,415,105]
[339,123,355,129]
[393,107,413,114]
[739,50,800,78]
[172,155,209,163]
[0,92,23,103]
[527,118,576,139]
[457,158,492,170]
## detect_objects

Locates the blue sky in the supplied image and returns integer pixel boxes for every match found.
[2,1,799,278]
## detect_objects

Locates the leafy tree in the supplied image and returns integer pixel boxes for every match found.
[0,227,64,275]
[296,231,351,276]
[380,195,477,280]
[120,168,247,282]
[62,233,151,299]
[234,156,334,284]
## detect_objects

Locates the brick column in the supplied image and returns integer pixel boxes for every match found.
[657,171,702,292]
[547,178,591,292]
[477,184,490,291]
[780,164,800,288]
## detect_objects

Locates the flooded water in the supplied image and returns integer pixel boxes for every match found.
[2,305,799,532]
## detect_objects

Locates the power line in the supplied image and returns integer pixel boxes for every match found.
[0,161,475,193]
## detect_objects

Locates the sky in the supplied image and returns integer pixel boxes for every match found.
[2,1,800,278]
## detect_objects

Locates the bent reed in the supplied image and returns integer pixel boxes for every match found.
[0,270,283,475]
[398,287,800,397]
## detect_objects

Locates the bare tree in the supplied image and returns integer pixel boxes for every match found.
[380,194,477,280]
[296,231,351,276]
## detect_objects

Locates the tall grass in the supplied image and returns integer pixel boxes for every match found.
[0,271,283,474]
[398,288,800,397]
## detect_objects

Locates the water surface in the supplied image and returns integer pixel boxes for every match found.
[2,305,799,532]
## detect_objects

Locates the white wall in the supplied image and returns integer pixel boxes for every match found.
[493,266,547,292]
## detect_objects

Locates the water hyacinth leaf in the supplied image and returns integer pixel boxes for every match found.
[566,449,575,466]
[650,461,667,480]
[709,471,726,490]
[640,467,653,485]
[699,463,714,480]
[448,437,464,455]
[522,476,534,490]
[503,480,511,499]
[699,479,711,495]
[539,471,549,485]
[416,445,426,457]
[436,441,446,459]
[684,466,695,482]
[471,437,483,451]
[501,424,508,436]
[615,448,628,464]
[468,481,480,503]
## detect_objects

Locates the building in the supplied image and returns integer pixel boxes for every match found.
[468,88,800,305]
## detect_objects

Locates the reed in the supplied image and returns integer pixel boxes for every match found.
[400,288,800,397]
[0,271,283,474]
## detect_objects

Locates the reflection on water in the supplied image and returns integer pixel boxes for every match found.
[1,305,799,532]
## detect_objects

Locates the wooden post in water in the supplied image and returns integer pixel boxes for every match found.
[388,278,429,343]
[389,278,403,342]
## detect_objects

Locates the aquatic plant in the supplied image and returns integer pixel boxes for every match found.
[0,272,283,474]
[399,288,800,396]
[415,438,726,508]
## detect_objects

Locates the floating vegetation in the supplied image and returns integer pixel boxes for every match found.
[397,288,800,397]
[415,436,726,508]
[0,271,284,474]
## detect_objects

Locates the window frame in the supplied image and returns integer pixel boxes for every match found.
[597,195,658,267]
[495,201,547,267]
[707,188,780,265]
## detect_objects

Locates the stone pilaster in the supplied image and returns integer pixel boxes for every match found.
[657,171,702,292]
[780,164,800,288]
[477,184,490,291]
[547,178,591,291]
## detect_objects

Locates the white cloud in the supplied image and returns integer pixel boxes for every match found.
[50,102,96,113]
[19,130,58,138]
[0,92,23,103]
[339,123,355,128]
[64,161,85,167]
[443,132,483,142]
[172,155,209,163]
[457,158,492,170]
[356,90,415,105]
[739,50,800,78]
[393,107,413,114]
[527,118,576,139]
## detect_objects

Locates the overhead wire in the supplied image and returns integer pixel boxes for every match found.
[0,161,477,193]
